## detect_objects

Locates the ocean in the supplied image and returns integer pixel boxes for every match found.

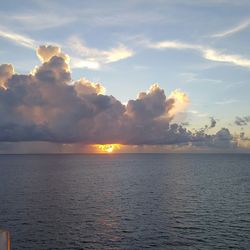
[0,154,249,249]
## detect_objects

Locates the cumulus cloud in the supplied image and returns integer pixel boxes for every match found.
[126,84,173,122]
[36,45,69,64]
[212,128,234,148]
[192,127,235,149]
[0,45,242,151]
[168,89,189,116]
[74,78,105,96]
[0,64,14,89]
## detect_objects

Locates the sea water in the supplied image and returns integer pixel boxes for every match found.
[0,154,249,249]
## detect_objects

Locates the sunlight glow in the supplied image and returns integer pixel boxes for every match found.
[169,89,189,116]
[96,144,121,153]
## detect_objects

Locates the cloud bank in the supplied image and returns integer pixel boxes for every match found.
[0,45,239,151]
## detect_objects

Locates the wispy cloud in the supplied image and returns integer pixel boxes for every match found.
[188,110,208,117]
[211,19,250,38]
[180,72,222,84]
[0,27,133,70]
[10,14,75,30]
[70,57,101,70]
[148,40,250,69]
[215,99,239,105]
[68,36,134,69]
[0,27,36,48]
[0,10,76,31]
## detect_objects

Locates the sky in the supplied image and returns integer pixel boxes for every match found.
[0,0,250,153]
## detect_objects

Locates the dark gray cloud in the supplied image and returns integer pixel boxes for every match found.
[193,117,217,137]
[202,117,216,130]
[209,117,216,129]
[181,122,190,126]
[235,116,250,126]
[239,132,250,141]
[192,128,235,149]
[0,45,238,149]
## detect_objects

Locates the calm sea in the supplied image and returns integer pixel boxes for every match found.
[0,154,249,249]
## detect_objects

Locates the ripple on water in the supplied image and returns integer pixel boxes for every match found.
[0,154,249,249]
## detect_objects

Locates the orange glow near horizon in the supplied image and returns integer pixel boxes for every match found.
[96,144,121,153]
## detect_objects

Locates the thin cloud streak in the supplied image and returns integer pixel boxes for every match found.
[0,28,36,48]
[215,99,239,105]
[9,14,75,30]
[211,19,250,38]
[0,10,76,31]
[149,40,250,69]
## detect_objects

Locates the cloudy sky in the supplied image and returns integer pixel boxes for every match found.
[0,0,250,153]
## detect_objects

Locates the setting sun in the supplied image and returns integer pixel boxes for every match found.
[96,144,121,153]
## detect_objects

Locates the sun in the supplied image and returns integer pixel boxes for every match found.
[96,144,121,153]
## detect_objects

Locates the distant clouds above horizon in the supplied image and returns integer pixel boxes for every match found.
[0,0,250,153]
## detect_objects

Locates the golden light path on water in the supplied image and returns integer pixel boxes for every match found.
[95,144,121,153]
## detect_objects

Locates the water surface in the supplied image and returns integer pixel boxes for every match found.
[0,154,249,249]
